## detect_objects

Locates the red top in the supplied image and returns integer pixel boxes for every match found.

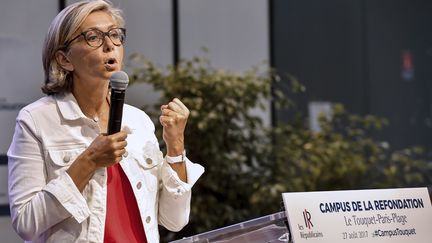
[104,163,147,243]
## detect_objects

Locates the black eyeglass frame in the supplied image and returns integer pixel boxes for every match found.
[63,27,126,49]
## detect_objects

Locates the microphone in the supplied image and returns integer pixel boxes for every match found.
[107,71,129,135]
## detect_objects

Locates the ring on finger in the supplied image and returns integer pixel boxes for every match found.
[121,149,127,158]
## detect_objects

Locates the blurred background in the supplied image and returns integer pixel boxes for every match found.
[1,0,432,242]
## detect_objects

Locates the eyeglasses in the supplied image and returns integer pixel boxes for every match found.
[64,28,126,48]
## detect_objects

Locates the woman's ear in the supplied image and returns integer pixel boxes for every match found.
[55,50,74,72]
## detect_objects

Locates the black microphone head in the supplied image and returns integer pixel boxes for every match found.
[110,71,129,90]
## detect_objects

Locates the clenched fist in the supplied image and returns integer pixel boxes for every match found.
[160,98,189,156]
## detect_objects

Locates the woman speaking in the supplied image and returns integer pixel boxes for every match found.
[7,1,204,242]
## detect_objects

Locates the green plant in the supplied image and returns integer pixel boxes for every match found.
[252,105,432,211]
[128,54,432,241]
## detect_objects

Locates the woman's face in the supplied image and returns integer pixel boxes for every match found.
[66,11,124,84]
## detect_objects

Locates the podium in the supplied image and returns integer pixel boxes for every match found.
[171,188,432,243]
[170,211,291,243]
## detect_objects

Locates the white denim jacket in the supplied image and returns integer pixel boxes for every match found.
[7,92,204,243]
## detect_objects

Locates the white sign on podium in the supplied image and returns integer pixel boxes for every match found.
[283,187,432,243]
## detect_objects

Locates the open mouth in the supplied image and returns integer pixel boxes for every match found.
[105,58,116,65]
[104,58,118,71]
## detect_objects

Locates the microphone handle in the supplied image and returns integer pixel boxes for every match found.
[107,89,125,135]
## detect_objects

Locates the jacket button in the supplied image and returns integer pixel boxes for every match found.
[136,181,142,189]
[63,154,71,163]
[146,158,152,164]
[146,216,151,223]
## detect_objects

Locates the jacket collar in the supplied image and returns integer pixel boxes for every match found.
[55,92,86,121]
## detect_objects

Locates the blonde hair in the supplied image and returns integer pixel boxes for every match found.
[41,0,124,95]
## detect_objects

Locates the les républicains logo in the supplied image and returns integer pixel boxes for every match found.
[297,209,324,240]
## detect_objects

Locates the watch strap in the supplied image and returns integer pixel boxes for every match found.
[166,150,186,164]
